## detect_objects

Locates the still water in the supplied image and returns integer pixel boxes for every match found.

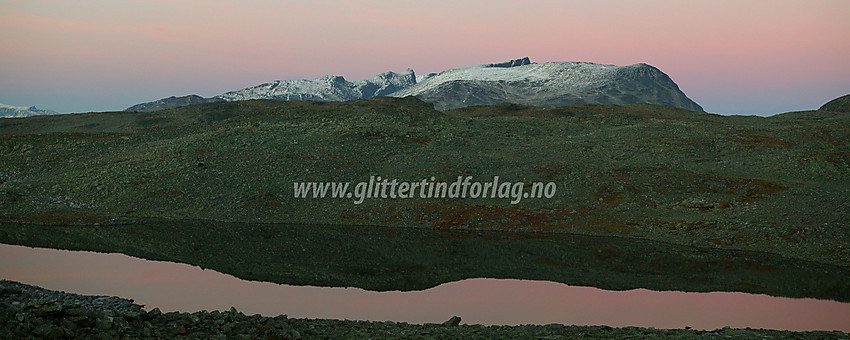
[1,243,848,331]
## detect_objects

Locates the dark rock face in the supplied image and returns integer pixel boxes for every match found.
[357,70,419,98]
[442,316,462,327]
[124,95,221,112]
[819,94,850,112]
[487,57,533,68]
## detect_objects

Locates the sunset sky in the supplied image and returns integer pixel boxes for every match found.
[1,0,848,116]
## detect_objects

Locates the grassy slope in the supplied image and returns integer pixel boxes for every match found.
[1,97,848,267]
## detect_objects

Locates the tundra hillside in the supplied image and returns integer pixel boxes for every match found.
[1,97,848,268]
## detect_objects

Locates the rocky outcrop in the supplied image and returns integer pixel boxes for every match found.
[487,57,532,68]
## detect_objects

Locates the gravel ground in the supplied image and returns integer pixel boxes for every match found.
[2,280,848,339]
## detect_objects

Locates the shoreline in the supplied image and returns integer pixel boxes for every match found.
[2,279,848,339]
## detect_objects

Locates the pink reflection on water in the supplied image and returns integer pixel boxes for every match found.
[1,244,848,331]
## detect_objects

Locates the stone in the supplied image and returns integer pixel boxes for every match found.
[33,304,63,316]
[32,323,63,338]
[442,316,461,327]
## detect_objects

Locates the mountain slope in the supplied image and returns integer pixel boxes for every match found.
[390,57,704,111]
[125,95,221,112]
[819,93,850,112]
[0,103,59,118]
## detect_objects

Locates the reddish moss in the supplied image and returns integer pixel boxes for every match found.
[27,210,106,225]
[593,185,624,207]
[531,162,571,180]
[734,132,792,148]
[412,202,565,231]
[736,179,787,205]
[147,189,187,199]
[388,135,433,144]
[245,191,282,208]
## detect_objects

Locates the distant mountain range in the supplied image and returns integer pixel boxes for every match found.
[125,69,418,112]
[11,58,845,116]
[126,57,705,112]
[0,103,58,118]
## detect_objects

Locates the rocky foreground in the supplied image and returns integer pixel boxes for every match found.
[1,280,847,339]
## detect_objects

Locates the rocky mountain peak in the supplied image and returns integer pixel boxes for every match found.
[486,57,533,68]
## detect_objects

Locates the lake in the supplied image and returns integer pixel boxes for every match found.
[2,243,848,331]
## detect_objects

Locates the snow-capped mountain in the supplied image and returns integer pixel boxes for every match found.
[126,70,417,112]
[390,57,704,111]
[126,57,703,112]
[0,103,59,118]
[216,69,416,102]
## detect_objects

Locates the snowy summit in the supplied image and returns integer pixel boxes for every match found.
[0,103,59,118]
[390,57,704,111]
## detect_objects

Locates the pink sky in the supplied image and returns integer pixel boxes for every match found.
[1,0,848,115]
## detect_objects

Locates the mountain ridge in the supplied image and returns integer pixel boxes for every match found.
[0,103,59,118]
[215,69,416,102]
[125,58,705,112]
